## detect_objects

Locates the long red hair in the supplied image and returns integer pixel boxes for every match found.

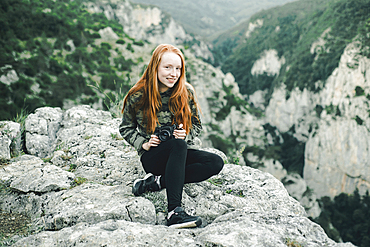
[122,44,199,134]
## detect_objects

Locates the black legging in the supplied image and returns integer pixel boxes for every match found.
[140,138,224,212]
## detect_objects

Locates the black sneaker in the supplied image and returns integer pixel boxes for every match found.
[132,173,160,196]
[167,207,202,229]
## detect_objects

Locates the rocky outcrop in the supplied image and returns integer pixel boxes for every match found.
[25,107,63,158]
[84,0,213,61]
[0,106,354,246]
[0,121,21,160]
[251,49,286,76]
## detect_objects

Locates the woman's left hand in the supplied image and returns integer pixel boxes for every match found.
[173,123,186,139]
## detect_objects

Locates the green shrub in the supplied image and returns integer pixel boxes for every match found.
[313,190,370,246]
[355,86,365,96]
[133,40,144,46]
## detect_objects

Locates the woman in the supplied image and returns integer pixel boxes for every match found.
[119,44,224,229]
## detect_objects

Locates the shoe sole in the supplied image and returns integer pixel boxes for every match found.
[168,218,202,229]
[132,173,153,196]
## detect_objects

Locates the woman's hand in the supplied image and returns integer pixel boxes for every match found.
[142,135,161,151]
[173,123,186,140]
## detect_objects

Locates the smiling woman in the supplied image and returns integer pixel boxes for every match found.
[119,44,224,229]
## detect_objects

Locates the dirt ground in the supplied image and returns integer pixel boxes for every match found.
[0,210,31,244]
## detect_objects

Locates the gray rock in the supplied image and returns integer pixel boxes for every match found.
[0,106,355,246]
[10,164,75,193]
[0,121,21,159]
[25,107,63,158]
[0,135,11,160]
[39,183,155,230]
[0,155,44,186]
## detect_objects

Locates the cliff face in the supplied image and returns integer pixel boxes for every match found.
[262,40,370,199]
[0,106,354,247]
[84,0,213,61]
[304,41,370,199]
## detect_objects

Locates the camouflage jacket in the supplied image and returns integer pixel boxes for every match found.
[119,84,202,157]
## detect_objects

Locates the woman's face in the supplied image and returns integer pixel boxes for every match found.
[157,51,182,93]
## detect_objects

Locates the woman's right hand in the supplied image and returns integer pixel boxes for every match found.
[142,135,161,151]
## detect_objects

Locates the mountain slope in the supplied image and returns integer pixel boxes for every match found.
[213,0,370,96]
[128,0,297,39]
[0,0,210,121]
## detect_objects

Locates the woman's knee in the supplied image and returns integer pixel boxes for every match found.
[168,138,187,151]
[210,153,224,175]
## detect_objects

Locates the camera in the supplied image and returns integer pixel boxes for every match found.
[154,124,176,142]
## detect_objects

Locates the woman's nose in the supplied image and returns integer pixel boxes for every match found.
[170,68,176,75]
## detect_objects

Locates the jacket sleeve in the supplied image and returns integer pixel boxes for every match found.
[119,95,148,153]
[187,84,202,138]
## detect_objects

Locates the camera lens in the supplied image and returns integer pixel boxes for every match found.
[159,130,171,141]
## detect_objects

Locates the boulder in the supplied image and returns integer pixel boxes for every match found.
[25,107,63,158]
[0,121,22,159]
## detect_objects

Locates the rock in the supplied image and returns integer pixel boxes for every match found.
[264,85,319,142]
[251,49,286,76]
[25,107,63,158]
[283,173,321,218]
[305,119,370,199]
[98,27,119,40]
[304,41,370,199]
[10,164,75,193]
[0,106,352,246]
[39,183,155,230]
[0,121,22,159]
[0,69,19,85]
[0,155,44,186]
[0,135,11,160]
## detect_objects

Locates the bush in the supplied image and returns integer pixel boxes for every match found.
[116,39,125,44]
[313,190,370,246]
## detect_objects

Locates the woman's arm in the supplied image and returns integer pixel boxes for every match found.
[119,95,148,153]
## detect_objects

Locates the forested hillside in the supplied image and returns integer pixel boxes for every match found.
[213,0,370,97]
[0,0,137,120]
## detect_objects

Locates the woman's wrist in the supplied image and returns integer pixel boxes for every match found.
[142,142,149,151]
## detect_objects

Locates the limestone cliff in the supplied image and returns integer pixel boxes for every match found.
[262,40,370,200]
[84,0,213,61]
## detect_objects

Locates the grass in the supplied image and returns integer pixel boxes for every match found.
[68,164,77,172]
[142,191,167,214]
[87,80,127,118]
[285,238,305,247]
[41,157,52,163]
[71,177,87,187]
[208,178,227,187]
[111,133,123,140]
